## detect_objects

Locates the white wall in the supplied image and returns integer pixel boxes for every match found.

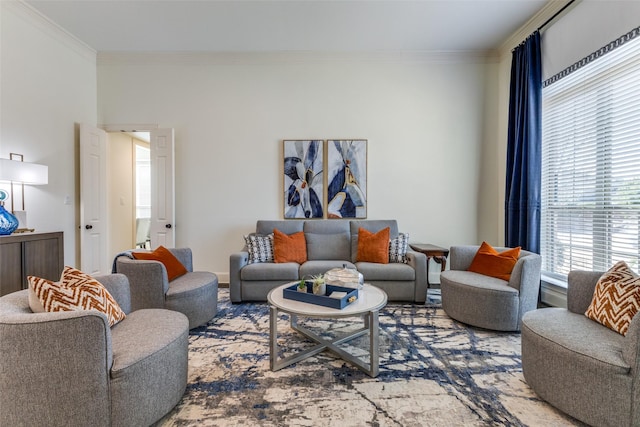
[98,53,497,279]
[1,1,97,267]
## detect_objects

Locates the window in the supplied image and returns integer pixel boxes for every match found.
[541,29,640,281]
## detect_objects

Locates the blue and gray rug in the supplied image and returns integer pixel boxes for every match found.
[159,289,581,426]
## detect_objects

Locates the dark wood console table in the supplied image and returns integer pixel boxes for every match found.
[0,231,64,296]
[409,243,449,288]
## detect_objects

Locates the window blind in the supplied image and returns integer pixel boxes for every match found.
[541,29,640,280]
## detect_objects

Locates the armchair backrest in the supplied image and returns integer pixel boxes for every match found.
[0,290,112,426]
[116,258,169,310]
[96,273,132,314]
[566,270,603,314]
[169,247,194,272]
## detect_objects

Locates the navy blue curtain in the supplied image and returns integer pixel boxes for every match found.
[505,31,542,253]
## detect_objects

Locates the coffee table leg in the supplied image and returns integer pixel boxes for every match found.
[369,310,379,377]
[269,305,278,371]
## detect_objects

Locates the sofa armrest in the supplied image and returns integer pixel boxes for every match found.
[169,247,194,272]
[567,270,603,314]
[95,273,132,314]
[0,308,112,426]
[116,258,168,310]
[229,251,249,303]
[406,250,427,303]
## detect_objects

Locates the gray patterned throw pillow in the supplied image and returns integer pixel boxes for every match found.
[389,232,409,263]
[244,233,274,264]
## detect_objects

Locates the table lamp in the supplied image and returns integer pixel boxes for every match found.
[0,154,49,233]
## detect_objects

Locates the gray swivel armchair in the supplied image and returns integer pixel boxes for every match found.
[439,245,541,331]
[521,271,640,427]
[0,274,189,427]
[116,247,218,329]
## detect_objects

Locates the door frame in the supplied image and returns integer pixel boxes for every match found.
[80,123,175,273]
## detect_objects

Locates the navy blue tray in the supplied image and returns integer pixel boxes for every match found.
[283,282,358,309]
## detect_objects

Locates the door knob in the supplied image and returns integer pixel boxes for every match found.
[165,224,172,229]
[85,225,93,230]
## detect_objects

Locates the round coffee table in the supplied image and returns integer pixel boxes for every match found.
[267,283,387,377]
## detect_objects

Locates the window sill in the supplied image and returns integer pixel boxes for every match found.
[540,273,567,308]
[541,273,567,289]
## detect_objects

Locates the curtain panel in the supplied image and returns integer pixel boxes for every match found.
[505,31,542,253]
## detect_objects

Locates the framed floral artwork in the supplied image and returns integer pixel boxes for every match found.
[326,139,367,218]
[283,140,324,219]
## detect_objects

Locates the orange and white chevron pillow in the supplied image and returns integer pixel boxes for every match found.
[28,266,126,327]
[585,261,640,336]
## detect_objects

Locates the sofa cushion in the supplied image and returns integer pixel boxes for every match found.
[244,233,274,264]
[585,261,640,336]
[241,262,299,281]
[356,227,390,264]
[257,220,304,235]
[28,266,126,327]
[305,233,351,260]
[132,245,188,281]
[273,229,307,264]
[109,308,188,426]
[356,262,415,281]
[467,241,521,281]
[523,308,629,373]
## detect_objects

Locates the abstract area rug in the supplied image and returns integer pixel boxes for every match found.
[158,289,582,427]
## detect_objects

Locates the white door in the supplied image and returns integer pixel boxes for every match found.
[149,128,175,248]
[80,124,109,274]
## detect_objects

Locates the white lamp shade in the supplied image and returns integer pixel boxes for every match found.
[0,158,48,185]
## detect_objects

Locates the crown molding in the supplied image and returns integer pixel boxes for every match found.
[3,0,96,62]
[498,0,579,57]
[98,49,500,66]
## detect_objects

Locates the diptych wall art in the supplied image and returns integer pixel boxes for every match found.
[282,139,367,219]
[326,140,367,219]
[283,140,324,219]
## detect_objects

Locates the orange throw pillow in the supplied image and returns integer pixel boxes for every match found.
[132,245,188,281]
[356,227,390,264]
[273,229,307,263]
[467,241,521,281]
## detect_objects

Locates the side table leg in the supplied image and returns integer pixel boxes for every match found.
[426,255,432,289]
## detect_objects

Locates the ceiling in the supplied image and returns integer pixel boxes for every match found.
[25,0,548,53]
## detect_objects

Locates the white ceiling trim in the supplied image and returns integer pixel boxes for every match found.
[7,0,96,62]
[97,49,500,66]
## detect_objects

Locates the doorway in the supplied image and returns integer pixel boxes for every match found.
[134,140,151,249]
[107,131,151,256]
[80,124,175,274]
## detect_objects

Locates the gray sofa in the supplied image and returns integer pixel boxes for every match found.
[0,274,189,427]
[440,245,541,331]
[521,270,640,427]
[229,219,427,303]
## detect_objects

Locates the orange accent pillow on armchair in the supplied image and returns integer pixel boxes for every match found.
[132,245,188,281]
[273,229,307,263]
[467,241,521,281]
[356,227,390,264]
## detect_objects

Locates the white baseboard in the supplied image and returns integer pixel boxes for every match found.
[217,272,229,285]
